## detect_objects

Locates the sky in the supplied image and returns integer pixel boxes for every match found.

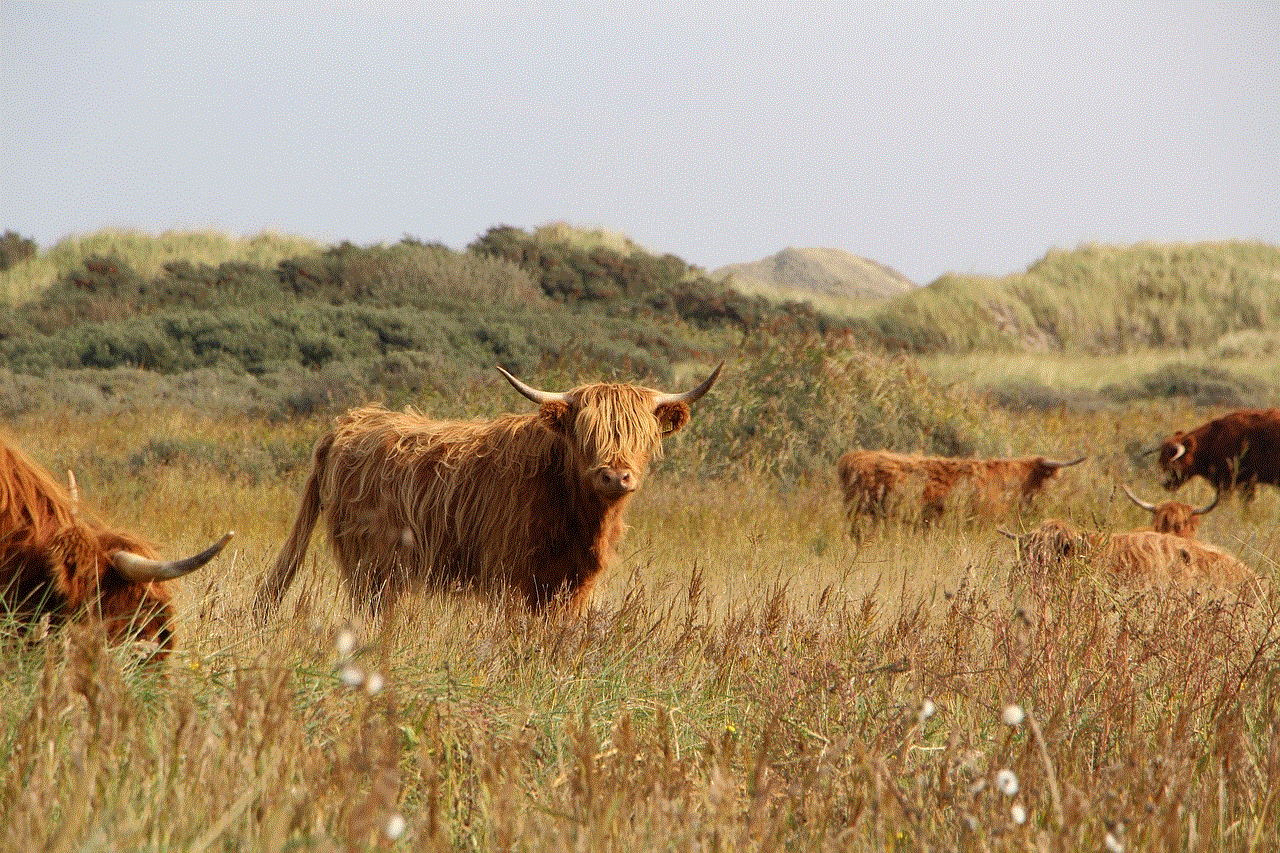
[3,1,1277,286]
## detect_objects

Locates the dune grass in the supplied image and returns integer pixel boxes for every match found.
[0,229,324,304]
[1,394,1278,851]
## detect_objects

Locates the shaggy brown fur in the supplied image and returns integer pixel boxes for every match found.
[0,434,228,657]
[1008,519,1254,593]
[256,368,718,617]
[836,450,1083,537]
[1121,484,1217,538]
[1155,408,1280,499]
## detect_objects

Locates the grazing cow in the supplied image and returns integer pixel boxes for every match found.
[0,434,232,658]
[1153,409,1280,500]
[1004,519,1253,593]
[1120,484,1218,538]
[836,450,1084,536]
[255,364,722,617]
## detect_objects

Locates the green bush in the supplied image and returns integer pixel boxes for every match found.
[0,231,38,271]
[1101,363,1268,407]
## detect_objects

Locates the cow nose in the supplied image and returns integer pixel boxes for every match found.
[594,466,638,495]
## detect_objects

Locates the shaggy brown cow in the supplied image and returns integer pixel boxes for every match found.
[255,364,722,616]
[836,450,1083,537]
[1120,484,1218,538]
[1004,519,1253,593]
[0,435,232,658]
[1153,409,1280,500]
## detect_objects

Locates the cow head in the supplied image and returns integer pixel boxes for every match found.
[1157,431,1194,489]
[498,364,722,502]
[1121,484,1216,537]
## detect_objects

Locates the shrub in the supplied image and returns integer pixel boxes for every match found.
[0,231,38,271]
[1102,363,1268,407]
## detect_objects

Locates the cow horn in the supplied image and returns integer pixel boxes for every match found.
[1120,484,1157,512]
[653,362,724,408]
[997,528,1019,541]
[1045,456,1086,468]
[496,366,569,405]
[1192,489,1219,516]
[1138,446,1160,458]
[111,532,234,582]
[1170,442,1186,462]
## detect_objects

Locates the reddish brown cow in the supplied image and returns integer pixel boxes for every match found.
[0,434,232,658]
[837,450,1083,537]
[255,364,721,617]
[1154,409,1280,500]
[1004,519,1254,594]
[1121,484,1218,538]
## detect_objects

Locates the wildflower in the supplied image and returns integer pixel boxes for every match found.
[336,627,356,658]
[339,663,364,688]
[1002,704,1025,726]
[995,768,1019,796]
[385,813,406,840]
[365,671,385,696]
[1010,804,1027,825]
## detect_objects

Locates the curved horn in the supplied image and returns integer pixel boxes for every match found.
[1169,442,1186,462]
[1138,446,1161,458]
[997,528,1020,541]
[1192,489,1220,516]
[1120,484,1157,512]
[496,366,569,406]
[652,362,724,408]
[111,532,234,583]
[1044,456,1086,469]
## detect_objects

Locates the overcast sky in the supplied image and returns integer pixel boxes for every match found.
[3,1,1277,285]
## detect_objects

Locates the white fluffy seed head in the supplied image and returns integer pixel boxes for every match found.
[339,664,364,688]
[385,813,406,840]
[365,671,385,696]
[919,698,936,721]
[1010,804,1027,824]
[995,768,1020,796]
[336,628,356,658]
[1104,832,1124,853]
[1002,704,1025,726]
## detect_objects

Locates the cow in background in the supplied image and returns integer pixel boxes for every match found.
[1153,409,1280,500]
[0,434,232,658]
[1121,484,1218,538]
[255,363,721,618]
[1003,519,1254,594]
[837,450,1084,538]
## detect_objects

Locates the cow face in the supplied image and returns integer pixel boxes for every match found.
[499,364,721,504]
[1158,431,1195,489]
[539,385,691,501]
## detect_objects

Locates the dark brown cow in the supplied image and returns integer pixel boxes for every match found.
[1154,409,1280,500]
[1121,484,1217,538]
[0,434,232,658]
[837,450,1083,537]
[255,364,721,617]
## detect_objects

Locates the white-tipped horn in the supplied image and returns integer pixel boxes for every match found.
[496,366,569,405]
[1192,489,1220,516]
[1045,456,1086,468]
[1170,443,1186,462]
[67,469,79,514]
[1120,484,1157,512]
[997,528,1019,541]
[652,362,724,408]
[111,532,234,583]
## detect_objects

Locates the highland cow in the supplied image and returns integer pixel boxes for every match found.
[1153,409,1280,500]
[255,364,721,617]
[0,434,232,658]
[1121,484,1218,538]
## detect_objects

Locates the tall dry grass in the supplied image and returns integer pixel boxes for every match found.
[1,397,1278,851]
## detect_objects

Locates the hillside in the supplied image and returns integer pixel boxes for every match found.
[711,247,916,305]
[859,240,1280,354]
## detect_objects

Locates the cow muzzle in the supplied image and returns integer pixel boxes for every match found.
[591,466,639,498]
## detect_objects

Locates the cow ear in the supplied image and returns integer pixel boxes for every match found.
[655,402,691,435]
[538,401,572,434]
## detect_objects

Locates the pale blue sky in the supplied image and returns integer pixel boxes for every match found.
[3,1,1277,285]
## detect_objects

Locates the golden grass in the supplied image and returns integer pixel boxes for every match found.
[2,400,1279,851]
[0,229,323,304]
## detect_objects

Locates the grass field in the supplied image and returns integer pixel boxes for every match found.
[2,390,1278,851]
